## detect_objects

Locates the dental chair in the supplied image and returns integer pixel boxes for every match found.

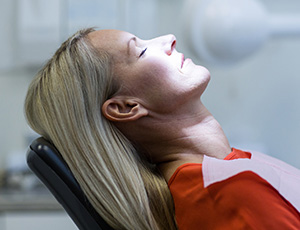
[26,137,114,230]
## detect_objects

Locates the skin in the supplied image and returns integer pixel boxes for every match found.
[88,30,232,181]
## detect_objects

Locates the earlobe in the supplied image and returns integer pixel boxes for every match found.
[102,98,148,122]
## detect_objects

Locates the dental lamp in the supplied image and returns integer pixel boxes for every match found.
[185,0,300,65]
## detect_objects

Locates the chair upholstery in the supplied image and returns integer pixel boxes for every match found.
[27,137,114,230]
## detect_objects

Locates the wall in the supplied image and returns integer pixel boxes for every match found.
[0,71,33,168]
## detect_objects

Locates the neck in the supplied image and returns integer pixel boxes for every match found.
[138,103,231,181]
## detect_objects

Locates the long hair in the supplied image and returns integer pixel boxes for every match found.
[24,28,177,230]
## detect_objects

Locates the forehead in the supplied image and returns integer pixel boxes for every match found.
[88,29,133,55]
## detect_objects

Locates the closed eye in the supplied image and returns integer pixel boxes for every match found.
[139,48,147,58]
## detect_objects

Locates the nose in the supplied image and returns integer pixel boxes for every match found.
[151,34,176,55]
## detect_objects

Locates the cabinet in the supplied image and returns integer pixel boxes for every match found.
[0,211,77,230]
[0,190,77,230]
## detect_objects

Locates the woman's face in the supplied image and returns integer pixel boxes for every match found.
[88,29,210,113]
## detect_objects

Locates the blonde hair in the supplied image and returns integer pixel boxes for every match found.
[24,28,177,230]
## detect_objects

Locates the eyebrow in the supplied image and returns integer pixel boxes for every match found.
[127,37,136,56]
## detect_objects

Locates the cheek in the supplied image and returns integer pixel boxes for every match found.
[138,57,179,85]
[135,63,185,109]
[137,60,177,92]
[117,57,187,110]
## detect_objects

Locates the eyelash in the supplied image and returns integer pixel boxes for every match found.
[139,48,147,58]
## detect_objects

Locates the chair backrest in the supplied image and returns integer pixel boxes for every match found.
[27,137,114,230]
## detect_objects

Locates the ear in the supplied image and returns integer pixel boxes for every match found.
[102,97,148,122]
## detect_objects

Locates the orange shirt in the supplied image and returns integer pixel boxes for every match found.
[168,148,300,230]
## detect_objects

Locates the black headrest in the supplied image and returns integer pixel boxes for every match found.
[27,137,113,230]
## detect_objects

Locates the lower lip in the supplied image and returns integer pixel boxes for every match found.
[182,58,191,68]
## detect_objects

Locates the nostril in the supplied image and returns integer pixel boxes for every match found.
[171,40,176,51]
[167,39,176,55]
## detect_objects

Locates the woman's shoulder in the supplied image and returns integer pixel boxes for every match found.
[169,149,300,230]
[168,148,251,187]
[168,162,203,187]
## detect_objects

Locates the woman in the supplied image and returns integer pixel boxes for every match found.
[25,28,300,229]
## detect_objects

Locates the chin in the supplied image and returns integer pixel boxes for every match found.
[196,68,211,95]
[198,64,211,77]
[195,65,211,83]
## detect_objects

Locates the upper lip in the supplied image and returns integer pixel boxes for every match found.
[181,54,185,68]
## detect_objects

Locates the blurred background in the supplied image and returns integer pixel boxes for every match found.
[0,0,299,229]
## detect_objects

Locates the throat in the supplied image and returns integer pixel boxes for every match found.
[153,117,231,182]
